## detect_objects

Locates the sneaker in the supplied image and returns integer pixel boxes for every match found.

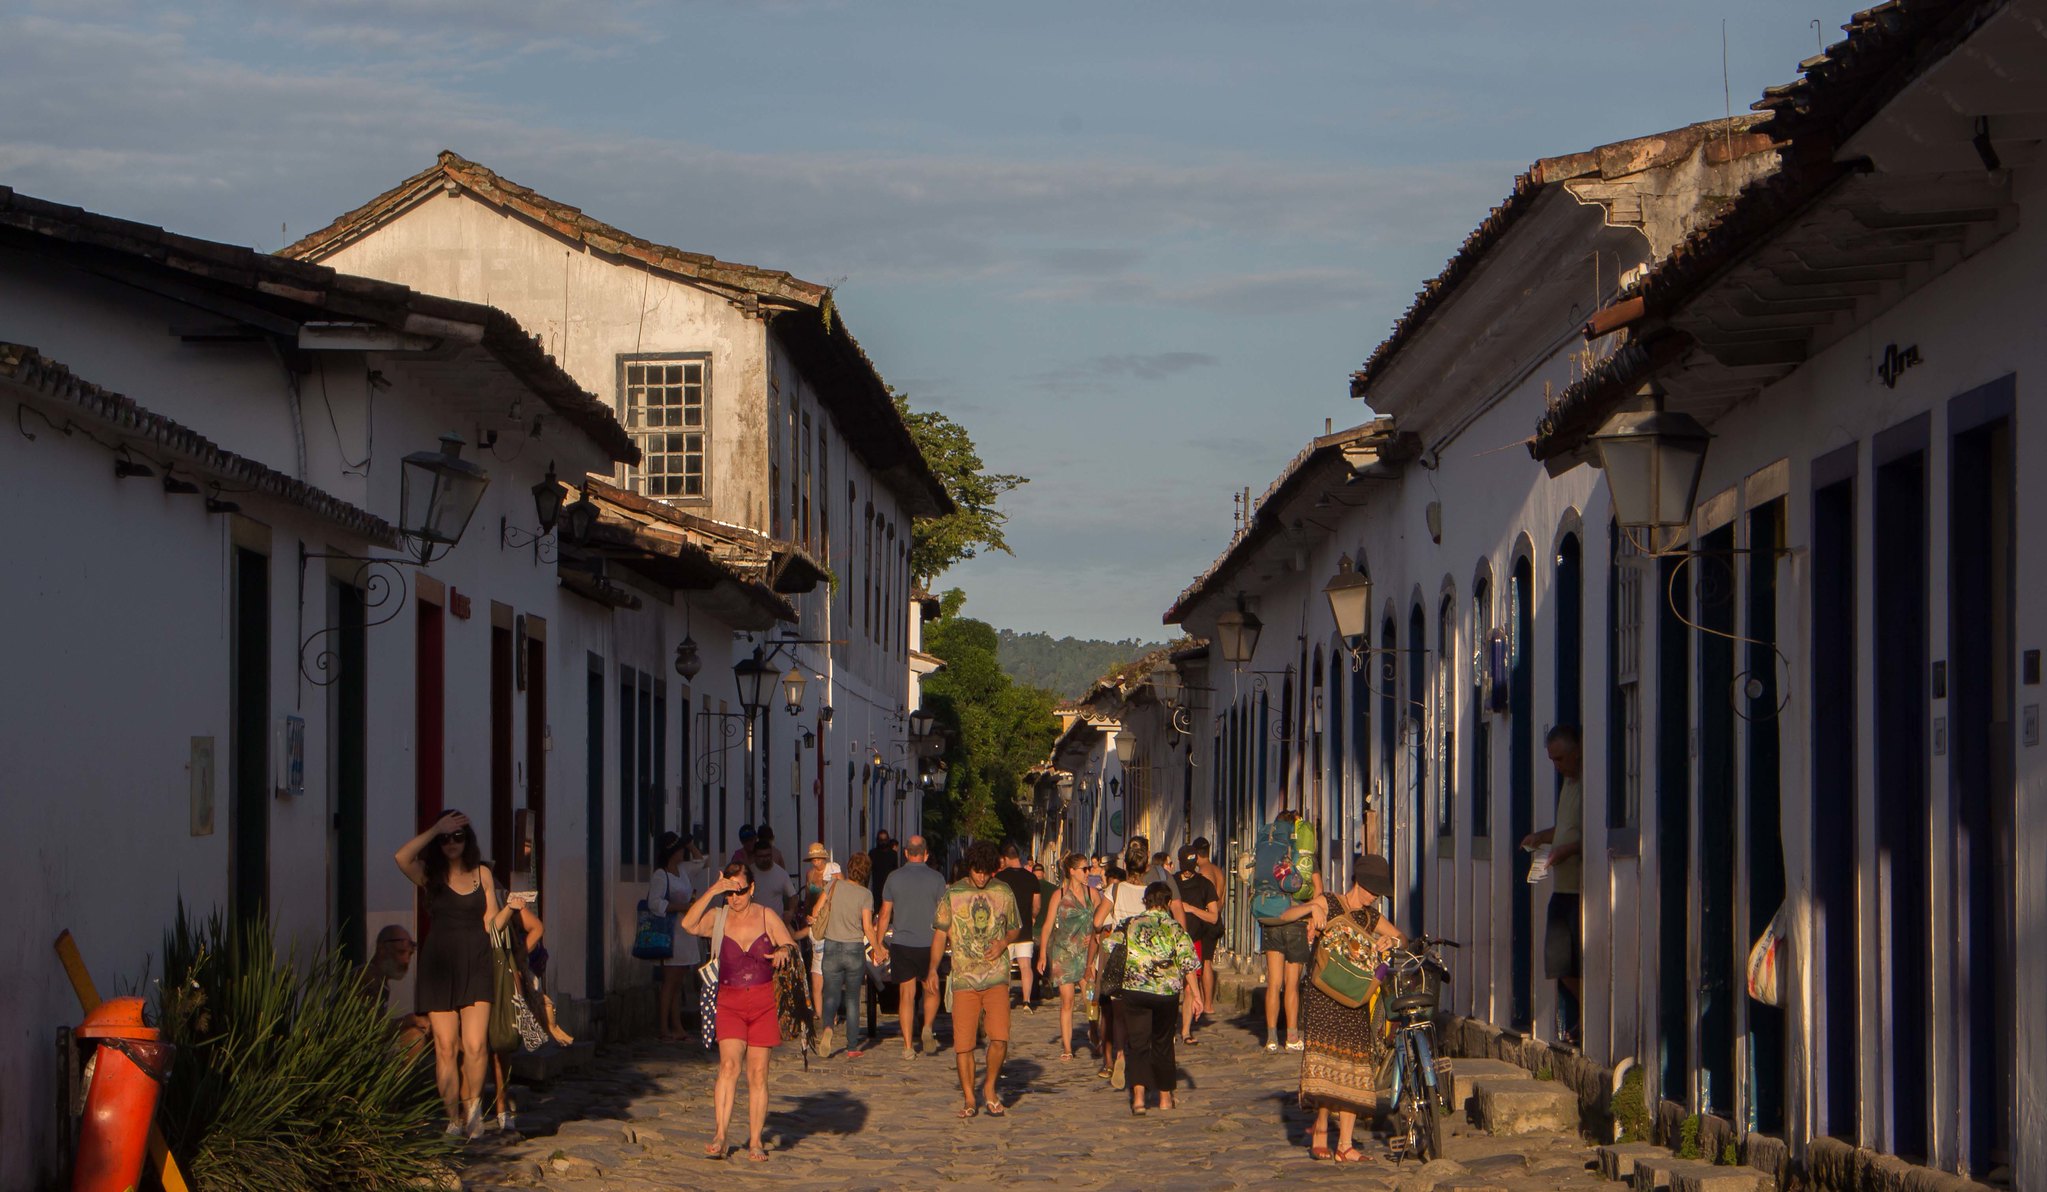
[496,1111,517,1135]
[461,1099,484,1139]
[1285,1034,1305,1052]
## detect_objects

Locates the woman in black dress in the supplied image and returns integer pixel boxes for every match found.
[396,809,520,1138]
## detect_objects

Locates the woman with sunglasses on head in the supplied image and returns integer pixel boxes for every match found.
[682,862,799,1163]
[395,809,521,1138]
[1035,852,1105,1061]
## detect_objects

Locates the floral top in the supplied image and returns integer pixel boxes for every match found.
[1117,909,1201,996]
[934,879,1022,992]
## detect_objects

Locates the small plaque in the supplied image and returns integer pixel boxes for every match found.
[189,736,216,836]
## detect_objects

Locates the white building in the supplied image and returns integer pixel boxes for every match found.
[280,154,952,872]
[0,186,653,1186]
[1159,2,2047,1185]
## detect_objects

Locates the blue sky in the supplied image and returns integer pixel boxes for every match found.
[2,1,1860,640]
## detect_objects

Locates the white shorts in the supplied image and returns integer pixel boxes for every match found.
[1007,941,1034,960]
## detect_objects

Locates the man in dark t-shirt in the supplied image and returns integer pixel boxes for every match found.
[1174,847,1222,1043]
[994,842,1042,1009]
[870,830,900,899]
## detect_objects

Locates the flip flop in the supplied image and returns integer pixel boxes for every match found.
[956,1105,979,1119]
[983,1099,1007,1117]
[747,1147,770,1163]
[702,1140,728,1160]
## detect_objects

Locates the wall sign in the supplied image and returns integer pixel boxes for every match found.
[1877,342,1922,388]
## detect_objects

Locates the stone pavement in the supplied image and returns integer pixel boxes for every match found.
[461,1001,1614,1191]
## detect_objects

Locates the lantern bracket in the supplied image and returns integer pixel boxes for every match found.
[295,546,415,689]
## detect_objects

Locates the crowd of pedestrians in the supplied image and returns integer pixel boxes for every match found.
[379,807,1437,1164]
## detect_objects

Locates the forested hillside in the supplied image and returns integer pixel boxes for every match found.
[997,628,1167,699]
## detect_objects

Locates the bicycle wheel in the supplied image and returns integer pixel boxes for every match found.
[1405,1037,1442,1162]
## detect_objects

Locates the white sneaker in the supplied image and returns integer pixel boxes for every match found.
[461,1100,484,1139]
[497,1111,516,1134]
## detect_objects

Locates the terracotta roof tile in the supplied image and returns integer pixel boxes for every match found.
[0,186,637,466]
[0,342,399,545]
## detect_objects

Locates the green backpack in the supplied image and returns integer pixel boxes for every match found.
[1309,912,1382,1009]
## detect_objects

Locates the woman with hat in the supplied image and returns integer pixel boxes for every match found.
[797,842,832,1011]
[1289,852,1404,1163]
[649,831,701,1042]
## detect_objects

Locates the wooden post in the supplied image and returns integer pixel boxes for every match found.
[53,930,192,1192]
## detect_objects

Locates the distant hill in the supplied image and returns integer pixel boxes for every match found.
[997,628,1167,700]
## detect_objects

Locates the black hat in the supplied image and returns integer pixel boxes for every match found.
[1177,846,1201,872]
[655,831,685,868]
[1353,853,1394,897]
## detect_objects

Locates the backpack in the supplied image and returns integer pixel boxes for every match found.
[1251,821,1298,922]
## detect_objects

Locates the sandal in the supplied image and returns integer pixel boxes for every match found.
[956,1104,979,1120]
[702,1140,728,1160]
[1181,1035,1200,1045]
[1310,1143,1333,1161]
[984,1098,1007,1117]
[747,1146,770,1163]
[1332,1147,1373,1163]
[1059,1049,1074,1061]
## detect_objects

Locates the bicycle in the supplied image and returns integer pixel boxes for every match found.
[1380,934,1459,1164]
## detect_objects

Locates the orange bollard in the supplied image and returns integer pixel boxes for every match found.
[72,997,174,1192]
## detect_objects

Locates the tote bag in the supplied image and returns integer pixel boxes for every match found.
[632,896,675,961]
[697,909,727,1048]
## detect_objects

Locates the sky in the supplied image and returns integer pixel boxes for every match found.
[1,1,1863,640]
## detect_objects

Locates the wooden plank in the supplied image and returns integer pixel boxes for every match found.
[54,930,191,1192]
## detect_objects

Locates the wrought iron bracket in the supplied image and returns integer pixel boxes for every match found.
[295,546,413,689]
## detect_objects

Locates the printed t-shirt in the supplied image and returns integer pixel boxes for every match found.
[880,862,948,947]
[934,879,1021,991]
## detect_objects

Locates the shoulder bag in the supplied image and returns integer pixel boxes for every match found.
[632,872,676,961]
[697,908,727,1048]
[1098,919,1131,999]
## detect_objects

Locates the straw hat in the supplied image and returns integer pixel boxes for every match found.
[804,841,830,861]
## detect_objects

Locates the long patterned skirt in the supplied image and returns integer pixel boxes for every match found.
[1297,977,1385,1112]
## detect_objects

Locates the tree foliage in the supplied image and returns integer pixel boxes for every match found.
[997,628,1169,699]
[918,588,1061,853]
[893,390,1026,583]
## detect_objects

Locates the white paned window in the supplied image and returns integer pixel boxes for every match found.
[621,356,708,499]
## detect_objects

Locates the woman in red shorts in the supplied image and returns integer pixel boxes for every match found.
[682,863,798,1162]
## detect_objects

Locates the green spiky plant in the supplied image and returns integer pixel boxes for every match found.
[154,905,459,1189]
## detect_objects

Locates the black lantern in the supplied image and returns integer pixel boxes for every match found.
[531,461,565,533]
[734,649,774,718]
[561,488,600,543]
[399,433,491,563]
[908,708,936,739]
[1591,382,1711,553]
[781,667,807,715]
[673,635,702,680]
[1322,553,1372,649]
[1214,601,1262,664]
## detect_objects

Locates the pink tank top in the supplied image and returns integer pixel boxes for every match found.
[720,932,776,988]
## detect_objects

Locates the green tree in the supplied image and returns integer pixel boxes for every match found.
[919,588,1061,853]
[894,391,1026,583]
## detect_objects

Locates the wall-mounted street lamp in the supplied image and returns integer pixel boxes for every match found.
[399,433,491,566]
[501,460,566,562]
[781,666,808,715]
[909,708,937,740]
[674,635,702,679]
[299,432,493,688]
[1213,599,1263,666]
[734,648,775,719]
[1113,730,1138,765]
[1591,381,1711,557]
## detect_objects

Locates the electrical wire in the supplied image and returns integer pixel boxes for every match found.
[317,360,370,474]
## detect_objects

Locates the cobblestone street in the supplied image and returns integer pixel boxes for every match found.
[463,1000,1613,1191]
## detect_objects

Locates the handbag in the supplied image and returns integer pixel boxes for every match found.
[697,908,726,1048]
[864,940,894,989]
[512,972,547,1052]
[1747,902,1786,1006]
[1309,911,1382,1009]
[1098,922,1130,999]
[487,925,525,1054]
[632,874,676,960]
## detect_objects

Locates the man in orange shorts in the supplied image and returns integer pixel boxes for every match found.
[927,840,1022,1118]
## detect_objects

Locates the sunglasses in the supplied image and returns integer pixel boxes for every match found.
[441,830,471,844]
